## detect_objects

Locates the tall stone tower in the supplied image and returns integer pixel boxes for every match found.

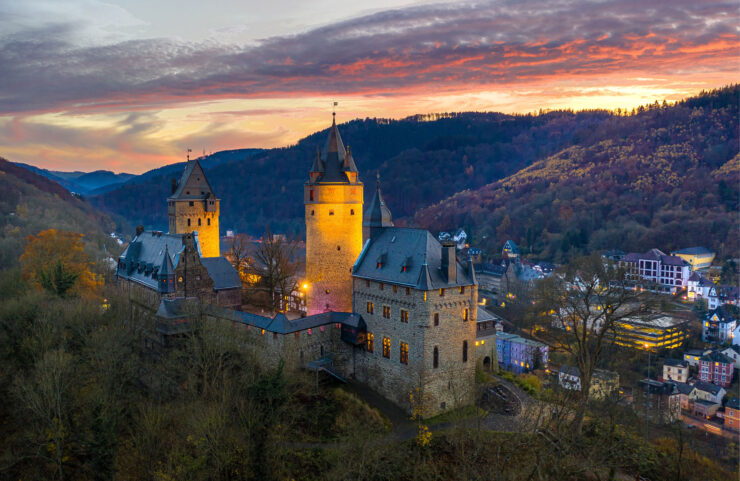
[305,115,363,314]
[168,158,220,258]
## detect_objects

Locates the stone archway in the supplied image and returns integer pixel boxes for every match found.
[483,356,491,370]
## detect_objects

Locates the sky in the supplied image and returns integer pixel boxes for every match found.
[0,0,737,174]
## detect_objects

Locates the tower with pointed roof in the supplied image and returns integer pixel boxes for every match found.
[305,115,363,314]
[168,157,220,257]
[363,174,394,241]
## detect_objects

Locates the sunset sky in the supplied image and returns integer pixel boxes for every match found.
[1,0,737,174]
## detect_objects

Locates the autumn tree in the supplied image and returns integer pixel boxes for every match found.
[20,229,99,298]
[247,230,301,312]
[532,254,649,435]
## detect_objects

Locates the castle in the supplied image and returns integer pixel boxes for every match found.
[116,116,479,415]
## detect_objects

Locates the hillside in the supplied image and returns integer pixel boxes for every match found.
[0,157,124,269]
[90,112,612,235]
[415,86,740,262]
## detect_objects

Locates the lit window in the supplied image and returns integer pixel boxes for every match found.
[460,286,465,294]
[463,308,469,322]
[400,309,409,323]
[383,306,391,319]
[393,285,398,293]
[400,342,409,365]
[367,302,374,314]
[379,283,384,290]
[308,328,312,336]
[366,333,374,353]
[406,287,411,295]
[261,329,265,335]
[439,288,445,297]
[383,337,391,358]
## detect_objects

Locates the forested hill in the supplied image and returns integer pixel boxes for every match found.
[415,86,740,262]
[0,157,123,269]
[90,110,613,235]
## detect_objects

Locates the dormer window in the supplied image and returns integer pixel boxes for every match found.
[377,262,382,269]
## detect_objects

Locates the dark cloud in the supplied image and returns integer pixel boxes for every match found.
[0,0,737,113]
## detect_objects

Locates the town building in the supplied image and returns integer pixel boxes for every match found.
[475,307,500,371]
[613,315,689,350]
[168,157,221,258]
[638,379,681,423]
[558,366,619,400]
[693,380,726,404]
[665,381,697,410]
[671,247,715,271]
[720,345,740,368]
[724,398,740,431]
[702,305,738,344]
[661,358,689,383]
[683,348,711,367]
[620,248,690,293]
[502,240,519,259]
[698,350,735,387]
[495,332,548,373]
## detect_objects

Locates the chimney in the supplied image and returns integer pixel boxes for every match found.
[171,178,177,194]
[441,241,456,283]
[135,224,145,236]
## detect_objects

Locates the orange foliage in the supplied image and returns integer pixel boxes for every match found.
[20,229,101,297]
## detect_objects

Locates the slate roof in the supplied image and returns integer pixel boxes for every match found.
[665,381,695,395]
[117,230,238,292]
[694,380,724,395]
[169,158,215,200]
[663,358,688,368]
[477,306,496,323]
[503,240,519,254]
[706,304,739,323]
[200,257,241,290]
[352,227,475,289]
[622,248,688,267]
[727,398,740,409]
[474,263,506,276]
[363,175,393,230]
[673,247,713,256]
[309,117,359,184]
[700,351,734,364]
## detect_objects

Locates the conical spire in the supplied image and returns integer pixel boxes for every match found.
[417,263,433,291]
[364,173,393,234]
[310,145,323,173]
[160,244,174,277]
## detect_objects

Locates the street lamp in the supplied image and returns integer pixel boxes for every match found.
[644,343,651,440]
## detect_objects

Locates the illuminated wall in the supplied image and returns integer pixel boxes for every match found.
[304,182,363,314]
[169,198,220,258]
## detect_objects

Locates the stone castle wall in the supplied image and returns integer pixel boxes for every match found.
[169,199,220,258]
[351,278,477,416]
[304,183,363,315]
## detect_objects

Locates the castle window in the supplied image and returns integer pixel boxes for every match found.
[198,218,202,226]
[325,289,330,294]
[366,333,374,353]
[463,308,469,322]
[189,201,194,206]
[383,306,391,319]
[433,346,439,369]
[207,218,211,226]
[434,313,439,326]
[310,189,314,201]
[295,332,299,338]
[460,286,465,294]
[261,329,265,335]
[308,329,312,335]
[439,288,445,297]
[350,209,355,215]
[406,287,411,295]
[311,210,315,216]
[178,277,183,283]
[400,342,409,365]
[424,292,427,302]
[379,283,384,290]
[400,309,409,323]
[273,332,278,339]
[187,219,191,227]
[337,246,341,251]
[462,341,468,363]
[366,280,370,287]
[393,285,398,293]
[377,262,382,269]
[329,210,334,215]
[367,302,374,314]
[186,191,190,195]
[382,337,391,358]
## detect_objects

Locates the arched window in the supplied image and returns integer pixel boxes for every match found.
[462,341,468,363]
[207,218,211,226]
[187,219,191,227]
[433,346,439,369]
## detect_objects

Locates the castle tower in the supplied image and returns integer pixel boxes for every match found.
[305,115,363,314]
[168,158,220,257]
[363,173,394,241]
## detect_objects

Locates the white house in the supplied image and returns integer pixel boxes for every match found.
[734,324,740,346]
[693,380,726,404]
[620,248,691,294]
[702,305,738,344]
[721,345,740,369]
[683,349,711,367]
[662,358,689,383]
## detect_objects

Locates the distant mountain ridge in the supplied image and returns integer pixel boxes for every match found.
[14,163,135,195]
[91,111,612,234]
[415,85,739,262]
